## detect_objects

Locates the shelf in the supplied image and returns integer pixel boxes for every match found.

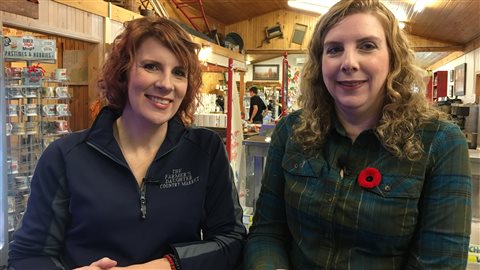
[44,78,69,84]
[6,85,42,88]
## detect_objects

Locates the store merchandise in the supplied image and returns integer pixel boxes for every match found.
[4,36,71,241]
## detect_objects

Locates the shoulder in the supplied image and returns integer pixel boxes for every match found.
[38,131,88,169]
[183,126,224,151]
[419,119,468,153]
[44,129,90,156]
[419,119,464,140]
[271,110,302,141]
[277,110,302,128]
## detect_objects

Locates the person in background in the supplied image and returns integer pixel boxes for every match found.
[245,0,471,269]
[248,86,267,124]
[9,16,246,270]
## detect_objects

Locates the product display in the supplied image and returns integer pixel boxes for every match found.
[5,58,71,241]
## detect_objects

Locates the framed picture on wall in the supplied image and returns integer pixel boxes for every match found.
[454,63,467,96]
[253,64,279,80]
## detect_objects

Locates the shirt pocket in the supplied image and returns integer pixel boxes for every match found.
[357,174,423,237]
[282,154,329,220]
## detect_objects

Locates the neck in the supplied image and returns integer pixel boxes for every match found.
[336,107,381,142]
[114,111,168,154]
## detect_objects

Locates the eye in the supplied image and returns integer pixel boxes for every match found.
[143,63,160,71]
[325,45,343,56]
[359,41,378,51]
[173,67,187,78]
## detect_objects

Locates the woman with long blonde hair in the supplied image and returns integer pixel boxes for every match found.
[245,0,471,269]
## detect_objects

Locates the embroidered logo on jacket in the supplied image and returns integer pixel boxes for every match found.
[160,168,199,189]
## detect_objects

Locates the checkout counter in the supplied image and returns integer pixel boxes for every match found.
[241,135,480,268]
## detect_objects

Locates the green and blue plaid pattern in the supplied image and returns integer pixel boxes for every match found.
[245,110,471,270]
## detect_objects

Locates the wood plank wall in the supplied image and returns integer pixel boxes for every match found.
[2,0,105,131]
[53,36,94,132]
[225,10,320,52]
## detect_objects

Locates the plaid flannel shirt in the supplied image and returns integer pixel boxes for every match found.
[245,110,471,270]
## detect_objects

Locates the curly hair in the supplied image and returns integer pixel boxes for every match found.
[97,16,202,126]
[294,0,447,161]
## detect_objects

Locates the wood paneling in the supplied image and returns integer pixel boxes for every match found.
[2,0,103,42]
[0,0,39,19]
[110,3,143,22]
[54,36,94,132]
[53,0,109,18]
[176,0,480,70]
[225,10,318,52]
[188,0,287,26]
[201,72,225,94]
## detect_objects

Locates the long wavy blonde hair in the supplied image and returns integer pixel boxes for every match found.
[294,0,447,161]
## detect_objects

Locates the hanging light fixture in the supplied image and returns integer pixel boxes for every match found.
[287,0,339,15]
[287,0,415,30]
[413,0,432,12]
[198,44,212,63]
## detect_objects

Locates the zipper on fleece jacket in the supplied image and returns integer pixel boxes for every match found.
[87,140,178,220]
[139,180,147,219]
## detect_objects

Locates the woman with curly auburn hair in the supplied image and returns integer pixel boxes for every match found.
[98,16,203,126]
[245,0,471,269]
[9,16,245,270]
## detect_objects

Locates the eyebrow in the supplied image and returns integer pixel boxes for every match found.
[324,35,383,46]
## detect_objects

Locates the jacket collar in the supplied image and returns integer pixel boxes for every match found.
[85,106,187,161]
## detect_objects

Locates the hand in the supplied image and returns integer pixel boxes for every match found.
[73,257,117,270]
[109,258,172,269]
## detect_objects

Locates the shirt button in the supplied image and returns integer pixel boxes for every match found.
[384,185,391,192]
[294,163,298,168]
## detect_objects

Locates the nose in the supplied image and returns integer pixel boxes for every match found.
[154,71,174,92]
[340,49,359,73]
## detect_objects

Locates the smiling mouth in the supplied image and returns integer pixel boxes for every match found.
[146,94,171,105]
[337,80,366,86]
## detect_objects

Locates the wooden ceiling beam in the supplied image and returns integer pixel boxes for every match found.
[246,49,307,55]
[428,35,480,70]
[413,46,464,52]
[407,34,462,52]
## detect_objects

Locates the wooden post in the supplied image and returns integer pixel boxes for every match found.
[281,51,288,116]
[226,58,233,160]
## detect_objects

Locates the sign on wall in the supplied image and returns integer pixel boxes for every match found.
[4,36,56,62]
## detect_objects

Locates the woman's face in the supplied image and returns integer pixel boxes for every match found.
[125,37,188,127]
[322,13,390,117]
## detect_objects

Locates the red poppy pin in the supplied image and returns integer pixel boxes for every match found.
[357,167,382,189]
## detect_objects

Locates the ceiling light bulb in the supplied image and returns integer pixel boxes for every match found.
[287,0,339,15]
[198,45,212,62]
[413,0,431,12]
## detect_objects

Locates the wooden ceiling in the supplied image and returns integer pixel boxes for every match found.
[163,0,480,70]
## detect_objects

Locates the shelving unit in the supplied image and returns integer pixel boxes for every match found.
[5,67,42,237]
[5,67,71,239]
[4,36,71,240]
[41,78,72,148]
